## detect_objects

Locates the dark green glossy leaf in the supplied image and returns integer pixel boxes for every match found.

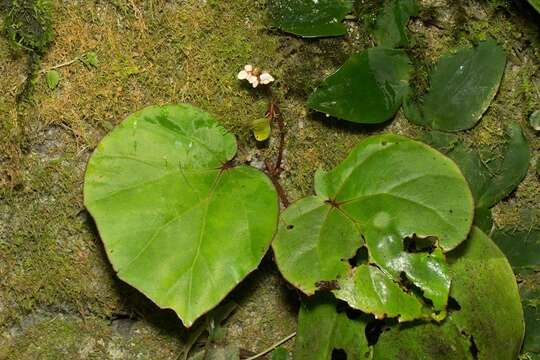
[294,294,370,360]
[522,287,540,355]
[374,227,525,359]
[492,229,540,270]
[273,135,474,321]
[268,0,354,38]
[308,48,412,124]
[405,40,506,131]
[472,207,492,234]
[373,0,419,48]
[423,123,530,209]
[84,104,278,327]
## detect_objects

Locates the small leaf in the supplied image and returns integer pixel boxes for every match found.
[250,118,271,142]
[84,104,279,327]
[374,228,525,359]
[273,135,474,321]
[294,293,370,360]
[84,51,98,67]
[46,70,60,89]
[373,0,419,48]
[405,40,506,131]
[530,110,540,131]
[268,0,354,38]
[308,48,412,124]
[270,347,289,360]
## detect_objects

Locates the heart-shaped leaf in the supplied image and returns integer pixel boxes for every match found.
[273,135,474,321]
[268,0,354,38]
[294,293,370,360]
[308,48,412,124]
[374,228,524,359]
[373,0,419,48]
[405,40,506,131]
[84,104,278,327]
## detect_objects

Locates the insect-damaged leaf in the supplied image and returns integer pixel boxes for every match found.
[273,135,474,321]
[84,104,278,327]
[405,40,506,131]
[374,228,524,359]
[308,48,412,124]
[373,0,419,48]
[268,0,354,38]
[294,293,370,360]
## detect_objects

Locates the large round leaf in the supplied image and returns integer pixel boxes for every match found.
[374,227,524,359]
[84,104,278,327]
[308,48,412,124]
[405,40,506,132]
[273,135,474,321]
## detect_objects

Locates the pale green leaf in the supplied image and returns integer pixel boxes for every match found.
[84,104,278,327]
[46,69,60,89]
[273,135,474,321]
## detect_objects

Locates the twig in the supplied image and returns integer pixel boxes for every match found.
[39,56,81,74]
[243,332,296,360]
[263,87,289,207]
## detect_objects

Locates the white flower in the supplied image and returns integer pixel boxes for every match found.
[237,64,274,88]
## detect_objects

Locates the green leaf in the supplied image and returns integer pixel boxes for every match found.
[374,227,525,359]
[528,0,540,13]
[270,347,289,360]
[373,0,419,48]
[273,135,474,321]
[294,294,370,360]
[433,123,530,209]
[46,70,60,89]
[84,104,278,327]
[268,0,354,38]
[522,287,540,355]
[250,118,271,142]
[83,51,98,67]
[472,206,493,234]
[405,40,506,131]
[308,48,412,124]
[492,229,540,270]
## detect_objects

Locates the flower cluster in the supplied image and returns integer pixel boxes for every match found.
[237,65,274,88]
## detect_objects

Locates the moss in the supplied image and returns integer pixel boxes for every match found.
[0,0,539,357]
[3,0,53,53]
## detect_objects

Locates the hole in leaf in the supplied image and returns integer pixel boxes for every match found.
[399,272,434,307]
[331,349,347,360]
[403,234,437,253]
[469,335,479,359]
[447,296,461,312]
[287,224,294,230]
[365,319,385,346]
[347,246,369,267]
